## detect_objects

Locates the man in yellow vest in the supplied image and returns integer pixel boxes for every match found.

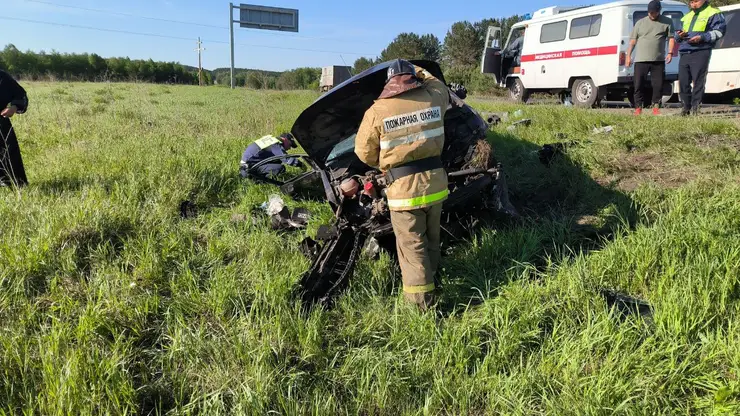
[675,0,726,116]
[355,59,452,310]
[239,132,302,178]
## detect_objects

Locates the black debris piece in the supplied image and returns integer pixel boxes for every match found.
[600,288,653,321]
[270,206,310,232]
[538,143,568,166]
[481,112,501,126]
[299,237,321,260]
[538,139,590,166]
[291,208,311,226]
[448,83,468,100]
[179,200,197,219]
[316,225,340,241]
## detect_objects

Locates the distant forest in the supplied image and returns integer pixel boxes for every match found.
[0,44,322,90]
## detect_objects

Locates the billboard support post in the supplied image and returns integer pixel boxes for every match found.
[230,3,235,89]
[229,3,299,89]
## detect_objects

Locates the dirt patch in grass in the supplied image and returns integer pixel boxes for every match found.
[598,152,698,192]
[694,134,740,151]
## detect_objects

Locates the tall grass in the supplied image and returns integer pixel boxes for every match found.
[0,82,739,415]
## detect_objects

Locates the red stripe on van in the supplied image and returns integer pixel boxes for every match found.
[521,46,619,62]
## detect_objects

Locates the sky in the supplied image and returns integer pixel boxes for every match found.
[2,0,600,72]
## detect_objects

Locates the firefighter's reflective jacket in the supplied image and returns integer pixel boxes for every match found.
[354,69,450,212]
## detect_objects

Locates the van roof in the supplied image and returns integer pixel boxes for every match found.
[719,3,740,12]
[518,0,688,26]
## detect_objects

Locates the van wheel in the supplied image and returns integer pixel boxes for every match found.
[509,78,530,103]
[572,78,598,108]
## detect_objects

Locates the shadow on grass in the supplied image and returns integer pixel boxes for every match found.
[178,167,245,220]
[34,175,120,195]
[436,130,641,313]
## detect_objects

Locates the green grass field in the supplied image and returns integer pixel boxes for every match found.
[1,82,740,415]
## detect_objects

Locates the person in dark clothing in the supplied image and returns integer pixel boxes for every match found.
[0,70,29,187]
[239,132,302,179]
[503,28,526,67]
[675,0,726,115]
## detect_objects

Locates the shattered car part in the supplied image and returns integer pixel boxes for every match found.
[260,60,519,310]
[507,119,532,131]
[299,237,321,260]
[270,206,311,232]
[179,200,197,219]
[447,83,468,100]
[480,112,502,127]
[600,288,653,321]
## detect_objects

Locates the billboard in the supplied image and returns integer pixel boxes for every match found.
[238,4,299,32]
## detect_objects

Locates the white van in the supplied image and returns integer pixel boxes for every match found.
[674,4,740,102]
[481,1,690,107]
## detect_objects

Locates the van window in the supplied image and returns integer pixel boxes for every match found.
[570,14,602,39]
[662,11,683,34]
[541,21,568,43]
[716,10,739,50]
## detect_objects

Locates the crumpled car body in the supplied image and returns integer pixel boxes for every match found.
[244,60,517,309]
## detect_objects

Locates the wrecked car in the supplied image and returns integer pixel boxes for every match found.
[243,60,517,309]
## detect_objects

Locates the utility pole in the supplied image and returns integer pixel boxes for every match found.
[195,37,206,86]
[229,3,235,89]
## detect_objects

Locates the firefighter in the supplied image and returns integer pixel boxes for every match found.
[354,59,451,310]
[675,0,726,116]
[239,132,302,178]
[0,69,29,187]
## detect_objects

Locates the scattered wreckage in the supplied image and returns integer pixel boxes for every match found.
[243,60,518,309]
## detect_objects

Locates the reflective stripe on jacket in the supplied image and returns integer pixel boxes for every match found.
[676,4,726,53]
[355,68,450,211]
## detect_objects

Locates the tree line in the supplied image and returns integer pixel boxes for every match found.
[211,67,321,90]
[0,44,209,85]
[352,15,525,95]
[0,43,323,90]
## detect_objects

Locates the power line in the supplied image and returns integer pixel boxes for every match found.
[0,16,378,56]
[24,0,226,29]
[22,0,377,44]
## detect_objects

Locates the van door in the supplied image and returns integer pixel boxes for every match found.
[481,26,503,84]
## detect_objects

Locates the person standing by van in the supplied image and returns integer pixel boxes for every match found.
[675,0,726,116]
[626,0,675,115]
[504,28,526,67]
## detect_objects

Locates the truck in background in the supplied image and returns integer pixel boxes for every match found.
[481,1,690,108]
[320,66,352,92]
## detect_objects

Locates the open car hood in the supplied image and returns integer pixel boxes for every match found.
[290,60,447,168]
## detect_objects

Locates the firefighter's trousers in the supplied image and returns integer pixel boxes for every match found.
[390,203,443,306]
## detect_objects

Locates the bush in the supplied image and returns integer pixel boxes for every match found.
[443,65,504,96]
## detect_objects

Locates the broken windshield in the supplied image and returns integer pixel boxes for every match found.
[326,133,357,162]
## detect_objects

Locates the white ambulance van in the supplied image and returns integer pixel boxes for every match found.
[481,1,690,107]
[674,4,740,102]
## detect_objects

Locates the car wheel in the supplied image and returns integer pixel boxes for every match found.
[572,78,599,108]
[509,78,530,103]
